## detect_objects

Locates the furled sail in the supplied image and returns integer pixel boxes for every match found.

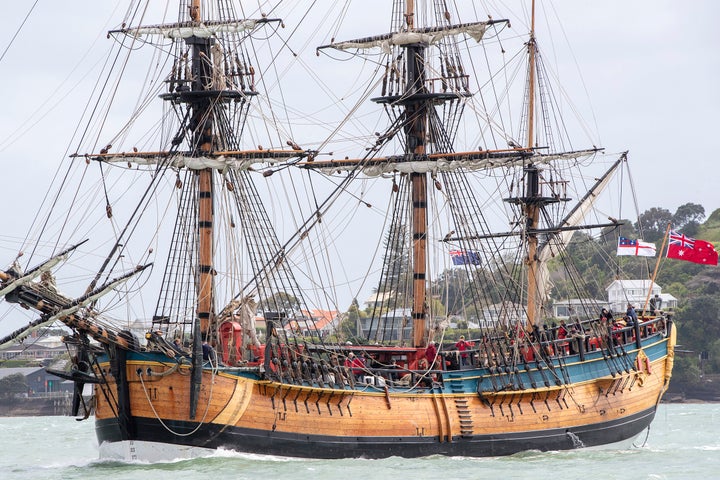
[113,20,272,40]
[301,149,600,177]
[323,21,490,53]
[87,150,301,171]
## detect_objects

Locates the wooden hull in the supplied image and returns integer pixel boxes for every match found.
[93,327,675,459]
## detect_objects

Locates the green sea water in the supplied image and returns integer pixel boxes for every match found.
[1,403,717,480]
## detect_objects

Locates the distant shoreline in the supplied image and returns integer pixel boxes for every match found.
[0,395,74,417]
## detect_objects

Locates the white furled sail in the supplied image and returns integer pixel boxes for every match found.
[326,21,489,53]
[117,20,263,40]
[95,152,296,171]
[303,149,600,177]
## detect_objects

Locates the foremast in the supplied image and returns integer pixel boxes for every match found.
[103,0,288,417]
[191,0,214,418]
[187,0,217,340]
[103,1,292,344]
[0,0,317,412]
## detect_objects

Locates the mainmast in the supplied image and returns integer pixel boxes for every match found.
[403,0,429,347]
[526,0,537,150]
[319,1,505,347]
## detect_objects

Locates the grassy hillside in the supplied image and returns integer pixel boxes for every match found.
[698,208,720,243]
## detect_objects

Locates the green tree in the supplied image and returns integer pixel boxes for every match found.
[433,268,470,315]
[549,231,617,300]
[673,294,720,367]
[374,222,411,301]
[262,292,300,315]
[671,355,702,386]
[673,203,705,230]
[339,298,365,340]
[428,296,447,317]
[635,207,673,242]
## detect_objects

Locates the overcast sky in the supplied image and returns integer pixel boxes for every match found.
[557,1,719,217]
[2,1,717,213]
[0,1,718,336]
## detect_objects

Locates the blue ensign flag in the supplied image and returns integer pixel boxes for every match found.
[449,250,481,265]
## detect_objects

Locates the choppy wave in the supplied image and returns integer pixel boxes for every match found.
[1,404,718,480]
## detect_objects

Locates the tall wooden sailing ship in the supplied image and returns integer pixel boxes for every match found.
[0,0,675,460]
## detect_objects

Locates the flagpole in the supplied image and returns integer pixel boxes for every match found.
[642,222,671,316]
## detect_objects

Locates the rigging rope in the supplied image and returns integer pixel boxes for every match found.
[137,358,217,437]
[0,0,40,65]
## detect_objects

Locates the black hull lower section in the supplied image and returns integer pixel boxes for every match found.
[95,406,657,459]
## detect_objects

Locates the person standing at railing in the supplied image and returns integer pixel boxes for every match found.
[626,303,638,324]
[425,341,438,369]
[455,336,470,366]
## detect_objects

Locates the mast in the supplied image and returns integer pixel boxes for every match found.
[524,0,541,328]
[501,0,566,329]
[189,0,216,337]
[189,0,214,419]
[320,2,505,347]
[526,0,537,150]
[105,1,280,345]
[404,0,429,347]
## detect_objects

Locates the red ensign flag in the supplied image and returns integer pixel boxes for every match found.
[666,231,718,266]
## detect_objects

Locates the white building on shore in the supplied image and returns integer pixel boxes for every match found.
[606,280,677,314]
